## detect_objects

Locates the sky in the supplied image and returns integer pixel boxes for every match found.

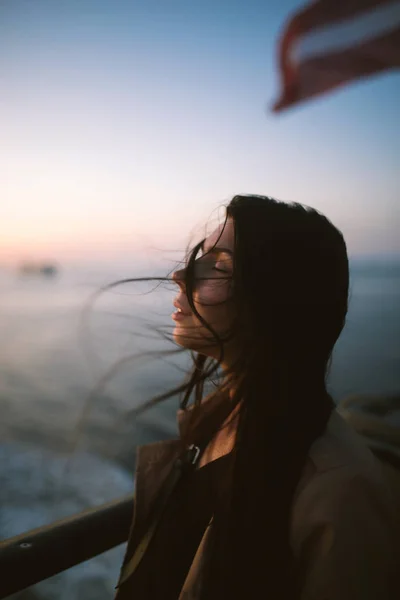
[1,0,399,267]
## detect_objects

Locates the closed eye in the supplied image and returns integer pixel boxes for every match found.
[193,251,232,277]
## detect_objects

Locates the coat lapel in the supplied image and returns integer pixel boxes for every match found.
[117,438,181,587]
[117,392,231,591]
[178,517,214,599]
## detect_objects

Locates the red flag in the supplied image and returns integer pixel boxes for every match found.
[273,0,400,111]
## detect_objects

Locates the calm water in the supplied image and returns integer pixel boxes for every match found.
[1,259,400,461]
[0,258,399,598]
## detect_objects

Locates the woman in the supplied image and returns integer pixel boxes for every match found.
[115,195,396,599]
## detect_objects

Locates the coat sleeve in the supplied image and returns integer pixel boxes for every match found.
[291,465,398,600]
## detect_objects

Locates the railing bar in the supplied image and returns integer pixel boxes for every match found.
[0,495,134,599]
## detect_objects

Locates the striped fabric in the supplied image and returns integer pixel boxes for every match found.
[273,0,400,111]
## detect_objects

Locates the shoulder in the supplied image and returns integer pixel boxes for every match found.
[291,411,398,599]
[292,410,396,536]
[294,409,394,501]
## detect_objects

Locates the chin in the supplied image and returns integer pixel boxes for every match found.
[173,327,220,359]
[173,326,198,350]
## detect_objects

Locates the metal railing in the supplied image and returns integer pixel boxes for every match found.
[0,495,133,599]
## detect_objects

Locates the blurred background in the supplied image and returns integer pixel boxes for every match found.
[1,0,399,598]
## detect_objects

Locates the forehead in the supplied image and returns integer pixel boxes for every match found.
[204,218,234,252]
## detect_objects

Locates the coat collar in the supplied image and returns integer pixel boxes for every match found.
[133,400,350,525]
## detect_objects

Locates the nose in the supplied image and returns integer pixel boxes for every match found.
[172,268,186,290]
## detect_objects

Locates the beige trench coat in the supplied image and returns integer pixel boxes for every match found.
[116,401,398,599]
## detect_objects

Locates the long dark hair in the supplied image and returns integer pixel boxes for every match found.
[88,194,349,597]
[179,195,349,598]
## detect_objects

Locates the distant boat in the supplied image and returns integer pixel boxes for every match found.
[40,264,58,278]
[18,262,59,278]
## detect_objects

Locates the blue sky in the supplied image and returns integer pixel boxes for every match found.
[1,0,399,265]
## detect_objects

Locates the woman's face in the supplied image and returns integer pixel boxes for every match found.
[172,217,235,360]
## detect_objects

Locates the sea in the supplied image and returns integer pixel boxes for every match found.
[1,258,399,599]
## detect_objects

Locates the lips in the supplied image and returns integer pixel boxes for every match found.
[173,299,191,316]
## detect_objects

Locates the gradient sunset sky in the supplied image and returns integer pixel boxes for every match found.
[2,0,399,265]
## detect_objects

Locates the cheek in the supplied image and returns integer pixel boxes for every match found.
[194,278,230,307]
[193,279,233,325]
